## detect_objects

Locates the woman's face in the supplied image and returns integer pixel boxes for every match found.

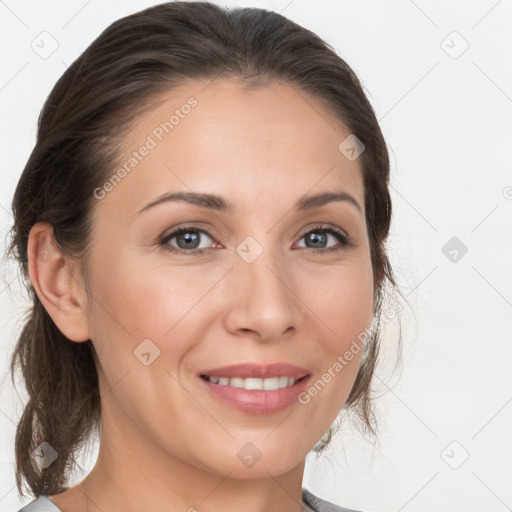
[81,79,374,478]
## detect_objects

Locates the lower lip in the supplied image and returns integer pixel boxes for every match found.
[199,375,311,415]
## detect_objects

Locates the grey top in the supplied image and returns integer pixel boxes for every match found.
[17,488,364,512]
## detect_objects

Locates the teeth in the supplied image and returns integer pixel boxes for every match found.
[278,376,289,388]
[263,377,279,390]
[206,375,297,390]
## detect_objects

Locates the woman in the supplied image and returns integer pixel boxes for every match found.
[8,2,400,511]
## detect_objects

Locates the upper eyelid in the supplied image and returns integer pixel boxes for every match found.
[162,226,214,241]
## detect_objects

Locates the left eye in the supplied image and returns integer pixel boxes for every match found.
[295,226,350,251]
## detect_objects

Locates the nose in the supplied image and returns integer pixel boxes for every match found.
[222,243,299,343]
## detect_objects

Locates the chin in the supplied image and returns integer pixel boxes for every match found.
[237,440,306,477]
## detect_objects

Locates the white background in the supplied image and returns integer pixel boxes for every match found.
[1,1,511,511]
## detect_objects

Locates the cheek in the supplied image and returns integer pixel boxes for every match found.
[90,252,186,331]
[299,261,373,399]
[85,253,225,372]
[304,260,374,341]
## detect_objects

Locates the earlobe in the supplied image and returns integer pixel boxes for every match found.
[27,221,90,342]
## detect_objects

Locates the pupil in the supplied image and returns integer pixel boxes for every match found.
[307,232,326,248]
[178,232,199,249]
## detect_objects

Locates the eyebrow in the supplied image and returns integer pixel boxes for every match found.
[136,189,362,215]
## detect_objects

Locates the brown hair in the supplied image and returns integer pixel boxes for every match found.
[6,0,402,499]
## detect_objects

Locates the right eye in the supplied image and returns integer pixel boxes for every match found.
[160,226,218,255]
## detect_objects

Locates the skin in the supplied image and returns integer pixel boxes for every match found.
[27,79,374,512]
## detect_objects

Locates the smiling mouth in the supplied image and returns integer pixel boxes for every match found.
[199,374,308,391]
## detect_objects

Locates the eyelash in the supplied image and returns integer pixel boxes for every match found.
[159,224,353,256]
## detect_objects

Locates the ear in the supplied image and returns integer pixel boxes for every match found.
[27,221,90,342]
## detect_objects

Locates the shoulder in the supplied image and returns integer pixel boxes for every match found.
[302,488,368,512]
[16,495,62,512]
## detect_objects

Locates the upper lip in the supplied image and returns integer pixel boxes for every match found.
[199,363,310,380]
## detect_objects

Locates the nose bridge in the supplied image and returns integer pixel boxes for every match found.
[224,233,298,339]
[236,233,290,303]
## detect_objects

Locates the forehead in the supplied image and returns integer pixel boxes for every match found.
[98,79,365,217]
